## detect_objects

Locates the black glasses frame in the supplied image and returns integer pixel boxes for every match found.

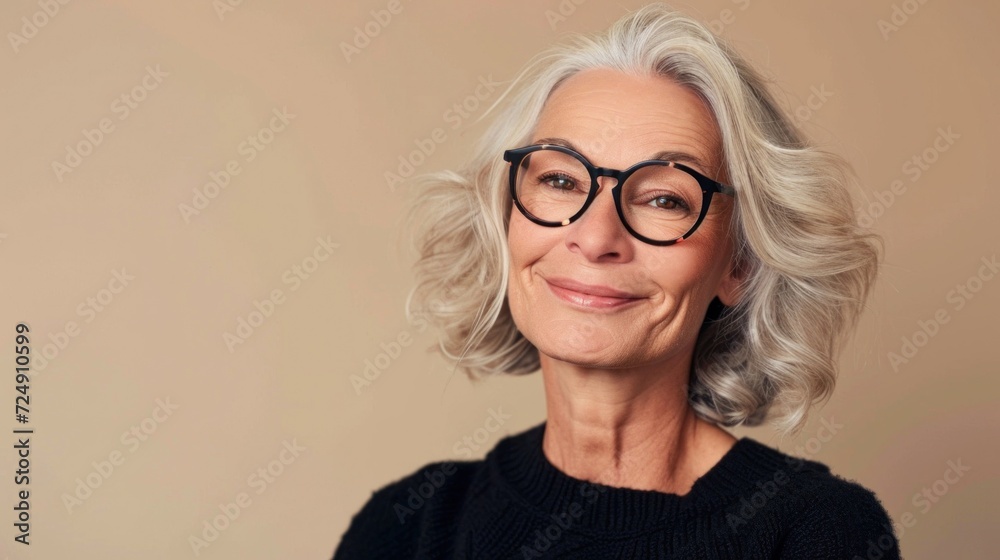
[503,143,737,246]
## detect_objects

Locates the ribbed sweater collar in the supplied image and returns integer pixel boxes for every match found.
[486,421,809,536]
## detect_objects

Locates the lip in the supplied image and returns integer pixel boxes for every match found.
[544,276,645,310]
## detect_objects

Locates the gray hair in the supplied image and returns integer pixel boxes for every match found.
[400,3,881,437]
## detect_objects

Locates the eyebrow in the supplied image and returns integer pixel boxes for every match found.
[532,136,712,173]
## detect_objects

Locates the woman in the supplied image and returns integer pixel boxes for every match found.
[334,4,900,559]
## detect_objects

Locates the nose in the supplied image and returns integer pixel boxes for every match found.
[563,175,633,261]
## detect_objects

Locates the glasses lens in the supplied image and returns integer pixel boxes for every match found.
[620,164,704,242]
[514,148,590,224]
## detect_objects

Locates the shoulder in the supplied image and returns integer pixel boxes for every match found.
[780,473,900,559]
[332,458,484,559]
[737,440,901,559]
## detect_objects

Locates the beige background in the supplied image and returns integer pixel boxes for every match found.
[0,0,996,558]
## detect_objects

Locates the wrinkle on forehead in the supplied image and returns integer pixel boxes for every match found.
[533,68,724,177]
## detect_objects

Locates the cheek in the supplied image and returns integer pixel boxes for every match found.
[506,212,556,331]
[639,242,721,305]
[505,214,532,319]
[507,210,550,268]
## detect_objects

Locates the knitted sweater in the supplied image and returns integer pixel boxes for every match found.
[332,422,901,559]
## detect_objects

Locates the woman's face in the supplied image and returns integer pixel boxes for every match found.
[506,68,744,369]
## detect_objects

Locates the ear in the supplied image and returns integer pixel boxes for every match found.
[717,254,750,308]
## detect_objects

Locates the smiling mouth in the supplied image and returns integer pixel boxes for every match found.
[544,279,645,310]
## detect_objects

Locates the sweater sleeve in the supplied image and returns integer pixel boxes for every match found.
[777,478,902,560]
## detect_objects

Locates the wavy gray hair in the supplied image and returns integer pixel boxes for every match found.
[400,3,881,436]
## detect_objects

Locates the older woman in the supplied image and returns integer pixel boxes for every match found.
[334,4,899,559]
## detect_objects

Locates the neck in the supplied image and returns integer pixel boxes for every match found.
[539,352,735,495]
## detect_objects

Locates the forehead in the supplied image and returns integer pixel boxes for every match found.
[532,68,722,172]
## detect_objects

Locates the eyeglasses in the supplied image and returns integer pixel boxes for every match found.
[502,144,736,246]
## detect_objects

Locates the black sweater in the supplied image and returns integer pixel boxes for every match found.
[332,422,901,559]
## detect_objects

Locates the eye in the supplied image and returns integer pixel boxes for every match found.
[650,195,688,211]
[538,172,578,191]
